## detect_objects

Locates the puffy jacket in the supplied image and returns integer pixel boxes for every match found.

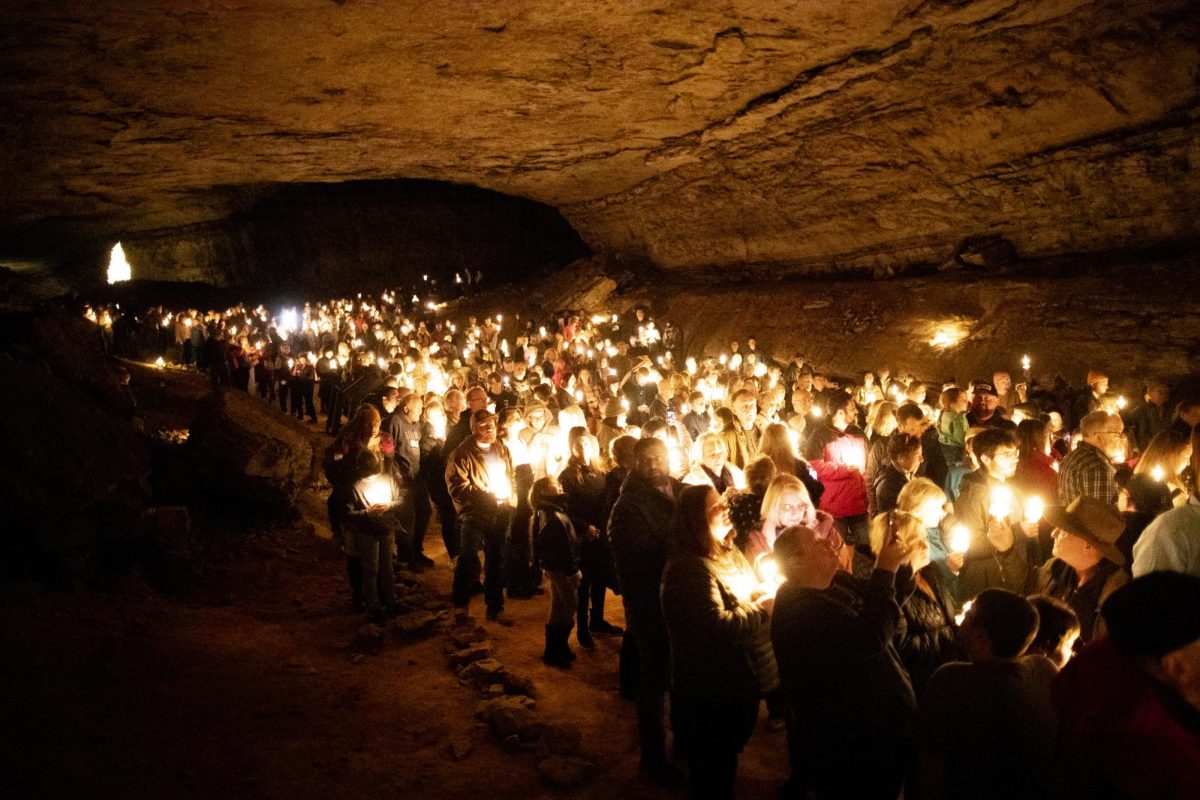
[660,546,773,703]
[532,498,580,574]
[894,565,964,696]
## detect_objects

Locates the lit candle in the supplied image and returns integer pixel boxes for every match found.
[1023,496,1044,525]
[154,356,165,368]
[487,461,512,502]
[1117,395,1127,410]
[955,599,974,627]
[988,486,1014,520]
[949,524,971,553]
[1151,465,1165,482]
[362,474,392,506]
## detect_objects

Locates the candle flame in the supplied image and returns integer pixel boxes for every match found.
[949,524,971,553]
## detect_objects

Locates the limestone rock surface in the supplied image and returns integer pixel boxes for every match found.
[187,389,320,515]
[2,1,1198,277]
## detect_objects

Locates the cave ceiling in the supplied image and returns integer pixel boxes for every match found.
[2,0,1199,276]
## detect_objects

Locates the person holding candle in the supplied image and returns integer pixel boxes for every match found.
[757,423,823,507]
[683,431,746,494]
[499,408,539,599]
[759,474,844,568]
[1131,429,1192,507]
[660,484,775,799]
[445,409,517,626]
[771,520,916,799]
[1035,496,1130,646]
[802,391,870,570]
[1058,410,1123,506]
[952,428,1042,599]
[1132,429,1200,578]
[325,405,401,623]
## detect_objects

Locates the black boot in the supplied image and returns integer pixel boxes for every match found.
[543,625,572,669]
[560,624,577,662]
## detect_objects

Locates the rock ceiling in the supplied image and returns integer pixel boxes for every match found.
[2,0,1198,276]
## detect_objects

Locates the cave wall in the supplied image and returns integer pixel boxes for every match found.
[502,253,1200,388]
[119,181,589,291]
[2,0,1197,279]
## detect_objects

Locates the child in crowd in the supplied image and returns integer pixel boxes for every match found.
[937,387,970,468]
[530,476,582,668]
[1027,594,1082,668]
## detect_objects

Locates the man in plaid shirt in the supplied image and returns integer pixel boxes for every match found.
[1058,411,1123,506]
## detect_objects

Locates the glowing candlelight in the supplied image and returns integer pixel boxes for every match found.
[949,524,971,553]
[719,353,727,366]
[1021,355,1031,371]
[811,405,824,418]
[362,474,392,506]
[988,486,1014,520]
[955,599,974,627]
[486,461,512,501]
[1151,465,1165,482]
[154,356,165,368]
[1117,395,1127,410]
[1023,496,1044,525]
[754,553,784,599]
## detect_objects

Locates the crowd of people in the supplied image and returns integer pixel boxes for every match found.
[85,288,1200,798]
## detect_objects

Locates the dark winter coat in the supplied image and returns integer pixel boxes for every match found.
[894,565,964,696]
[532,498,580,574]
[608,471,679,638]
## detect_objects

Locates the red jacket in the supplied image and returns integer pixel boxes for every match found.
[814,432,868,519]
[1052,637,1200,799]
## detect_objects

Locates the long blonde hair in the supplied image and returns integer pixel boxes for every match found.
[761,474,817,535]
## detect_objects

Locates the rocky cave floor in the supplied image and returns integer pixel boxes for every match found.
[0,365,788,800]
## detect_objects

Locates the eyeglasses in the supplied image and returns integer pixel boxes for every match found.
[779,503,810,515]
[1101,430,1124,437]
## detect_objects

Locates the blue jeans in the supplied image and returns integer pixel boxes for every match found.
[453,511,510,613]
[354,530,396,612]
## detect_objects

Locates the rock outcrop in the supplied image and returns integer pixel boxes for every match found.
[1,1,1197,280]
[187,389,321,516]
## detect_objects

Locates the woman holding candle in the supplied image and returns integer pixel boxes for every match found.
[756,423,824,508]
[660,484,775,799]
[325,405,400,623]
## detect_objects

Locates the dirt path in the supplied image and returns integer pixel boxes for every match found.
[1,494,788,799]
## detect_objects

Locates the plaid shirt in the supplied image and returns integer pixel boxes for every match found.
[1057,441,1117,506]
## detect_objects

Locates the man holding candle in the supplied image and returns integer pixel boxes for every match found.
[952,429,1042,599]
[446,409,517,626]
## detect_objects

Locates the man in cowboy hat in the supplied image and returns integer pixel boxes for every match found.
[1035,496,1130,645]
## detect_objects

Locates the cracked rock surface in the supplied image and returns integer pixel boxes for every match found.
[2,0,1198,275]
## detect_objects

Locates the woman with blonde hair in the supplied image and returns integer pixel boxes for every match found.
[760,474,848,570]
[865,400,899,517]
[683,431,746,493]
[868,510,962,695]
[895,477,962,603]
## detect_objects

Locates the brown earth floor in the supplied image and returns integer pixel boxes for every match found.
[0,485,789,799]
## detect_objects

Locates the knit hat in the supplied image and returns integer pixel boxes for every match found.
[1102,572,1200,657]
[1044,496,1127,566]
[1086,370,1108,387]
[603,397,625,418]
